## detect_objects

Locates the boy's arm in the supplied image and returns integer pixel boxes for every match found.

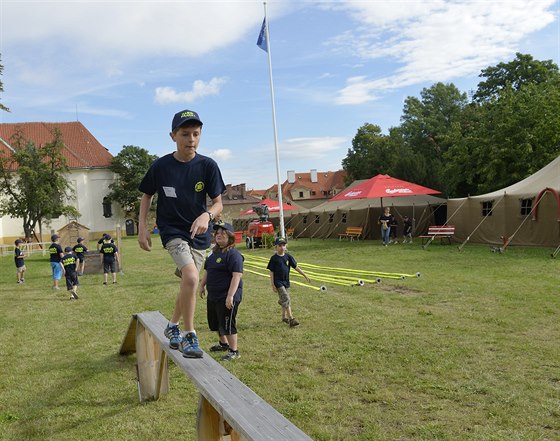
[295,266,311,283]
[269,271,277,292]
[138,193,154,251]
[198,270,208,298]
[225,272,242,309]
[189,194,224,239]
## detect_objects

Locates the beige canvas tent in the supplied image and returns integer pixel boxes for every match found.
[447,155,560,247]
[285,192,447,240]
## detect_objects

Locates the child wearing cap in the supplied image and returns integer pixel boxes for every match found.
[61,246,80,300]
[48,234,64,290]
[138,109,225,359]
[73,237,88,275]
[402,215,414,243]
[199,223,243,361]
[100,235,120,285]
[14,239,26,284]
[267,238,310,327]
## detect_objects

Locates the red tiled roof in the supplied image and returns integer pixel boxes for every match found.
[268,170,347,201]
[0,122,113,168]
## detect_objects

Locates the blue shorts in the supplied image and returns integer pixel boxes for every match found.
[50,262,63,281]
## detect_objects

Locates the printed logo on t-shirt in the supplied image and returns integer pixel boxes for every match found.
[216,257,222,263]
[195,181,205,192]
[163,186,177,198]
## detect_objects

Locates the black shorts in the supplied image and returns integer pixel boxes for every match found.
[207,299,239,336]
[103,261,117,273]
[65,273,79,291]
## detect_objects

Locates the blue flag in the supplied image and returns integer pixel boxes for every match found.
[257,18,268,52]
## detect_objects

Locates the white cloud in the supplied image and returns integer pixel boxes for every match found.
[154,77,228,104]
[276,136,348,160]
[210,149,234,161]
[331,0,557,103]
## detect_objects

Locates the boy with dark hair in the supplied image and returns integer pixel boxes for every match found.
[48,234,64,290]
[73,237,88,275]
[199,223,243,361]
[14,239,26,284]
[62,246,80,300]
[138,109,225,359]
[100,234,119,285]
[267,238,310,327]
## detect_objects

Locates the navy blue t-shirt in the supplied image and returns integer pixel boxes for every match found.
[14,248,25,268]
[267,253,298,289]
[204,248,243,303]
[73,243,88,259]
[49,243,63,262]
[100,242,118,263]
[138,153,226,249]
[61,253,78,276]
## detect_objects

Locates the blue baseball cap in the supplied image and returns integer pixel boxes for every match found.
[172,109,203,131]
[274,237,287,246]
[213,222,234,233]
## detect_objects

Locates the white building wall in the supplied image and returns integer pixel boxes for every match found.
[0,168,124,244]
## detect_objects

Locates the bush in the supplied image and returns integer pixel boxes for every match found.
[261,232,275,248]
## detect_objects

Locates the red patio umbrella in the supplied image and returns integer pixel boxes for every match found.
[240,198,297,216]
[331,174,441,203]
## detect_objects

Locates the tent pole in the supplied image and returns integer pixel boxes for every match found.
[458,193,505,252]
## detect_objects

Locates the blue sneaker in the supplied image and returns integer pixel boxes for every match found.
[180,332,203,358]
[163,324,182,350]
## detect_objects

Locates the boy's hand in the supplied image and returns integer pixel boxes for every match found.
[190,213,211,238]
[138,230,152,251]
[225,295,234,310]
[199,286,206,299]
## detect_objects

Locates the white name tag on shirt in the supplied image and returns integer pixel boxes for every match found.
[163,186,177,198]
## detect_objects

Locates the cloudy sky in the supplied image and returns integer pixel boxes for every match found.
[1,0,558,190]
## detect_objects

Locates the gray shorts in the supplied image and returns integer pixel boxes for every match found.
[277,286,291,308]
[165,238,205,273]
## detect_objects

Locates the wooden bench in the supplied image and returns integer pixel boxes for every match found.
[338,226,363,241]
[120,311,312,441]
[419,225,456,245]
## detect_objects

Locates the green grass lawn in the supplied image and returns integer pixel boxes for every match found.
[1,237,559,440]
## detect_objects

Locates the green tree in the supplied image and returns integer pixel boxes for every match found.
[0,127,79,240]
[462,76,560,194]
[473,53,559,102]
[399,82,468,194]
[107,145,157,223]
[342,123,388,184]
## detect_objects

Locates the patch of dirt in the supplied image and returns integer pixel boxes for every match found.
[378,285,423,295]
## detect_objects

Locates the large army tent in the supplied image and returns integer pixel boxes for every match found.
[447,155,560,247]
[286,189,447,240]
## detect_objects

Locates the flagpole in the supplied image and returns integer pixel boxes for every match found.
[261,1,285,238]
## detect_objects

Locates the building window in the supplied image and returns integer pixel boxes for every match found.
[482,201,493,217]
[311,191,316,196]
[315,215,320,223]
[299,191,304,198]
[303,215,308,224]
[342,213,347,223]
[103,197,113,218]
[329,213,334,223]
[520,198,533,216]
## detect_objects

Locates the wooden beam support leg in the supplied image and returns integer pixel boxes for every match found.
[135,321,169,402]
